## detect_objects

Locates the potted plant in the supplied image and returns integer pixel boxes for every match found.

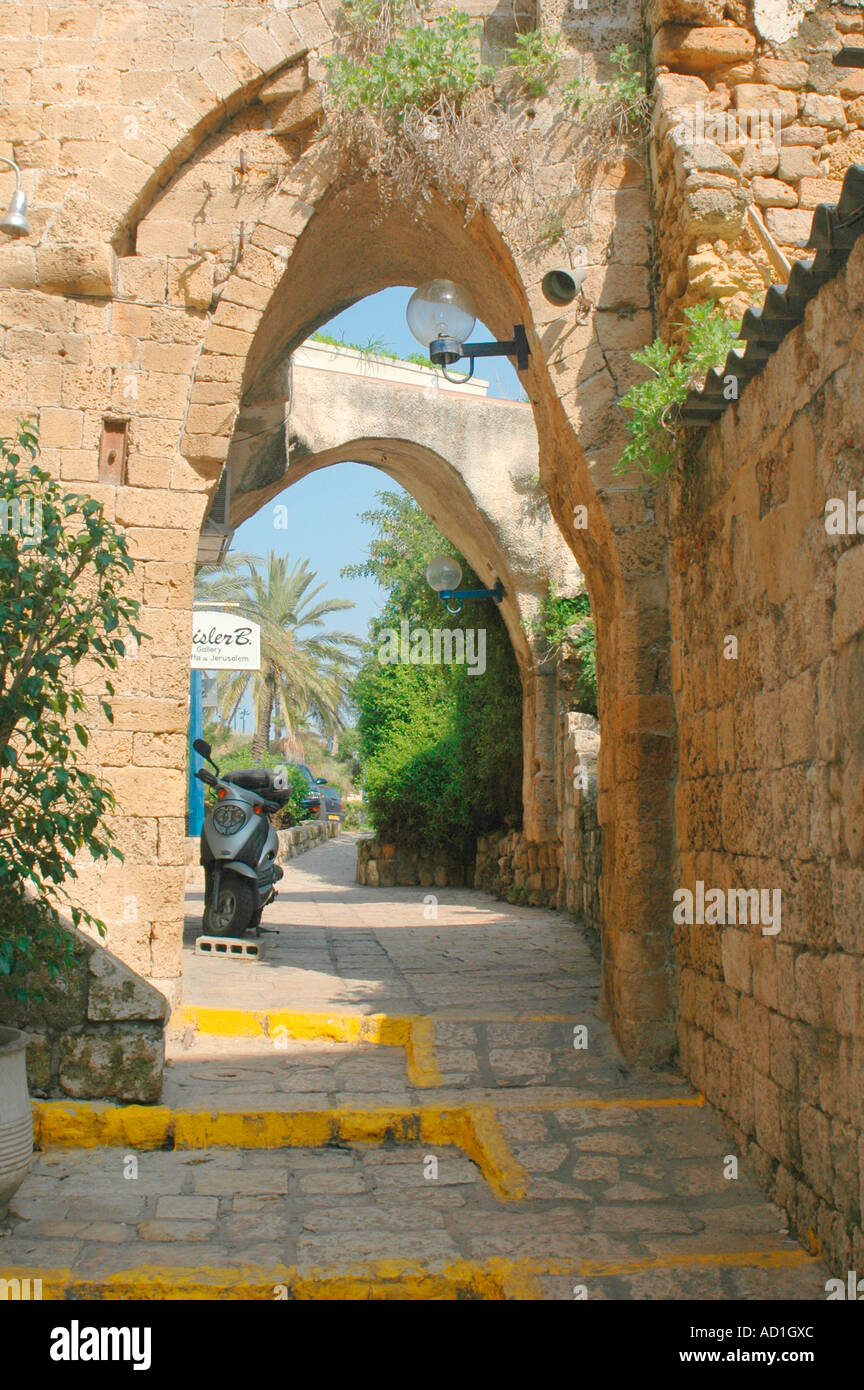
[0,1026,32,1219]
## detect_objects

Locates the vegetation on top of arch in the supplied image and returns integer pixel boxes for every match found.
[325,6,493,117]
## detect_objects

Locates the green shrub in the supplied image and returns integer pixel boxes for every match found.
[529,582,596,714]
[346,491,523,856]
[563,44,650,135]
[0,424,143,982]
[617,302,743,477]
[505,30,565,97]
[325,10,492,118]
[0,885,74,1005]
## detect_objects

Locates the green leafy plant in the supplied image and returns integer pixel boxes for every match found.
[504,30,565,97]
[325,10,492,119]
[617,302,744,478]
[0,424,144,993]
[529,582,596,712]
[563,44,650,137]
[271,764,318,830]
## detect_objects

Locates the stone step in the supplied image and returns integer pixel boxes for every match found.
[2,1139,828,1302]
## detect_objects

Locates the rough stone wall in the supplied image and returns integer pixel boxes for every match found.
[356,838,474,889]
[648,0,864,326]
[669,233,864,1275]
[0,915,167,1104]
[474,829,562,905]
[556,710,602,929]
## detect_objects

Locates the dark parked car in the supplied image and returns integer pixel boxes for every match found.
[291,763,344,822]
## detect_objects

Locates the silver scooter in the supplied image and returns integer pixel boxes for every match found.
[192,738,284,937]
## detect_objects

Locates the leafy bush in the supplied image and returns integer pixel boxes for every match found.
[530,582,596,714]
[617,302,743,477]
[0,885,74,1005]
[505,30,564,97]
[563,44,650,137]
[272,764,317,830]
[0,425,143,983]
[325,10,491,119]
[346,492,522,857]
[341,801,371,832]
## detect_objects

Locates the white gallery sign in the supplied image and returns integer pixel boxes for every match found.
[191,611,261,670]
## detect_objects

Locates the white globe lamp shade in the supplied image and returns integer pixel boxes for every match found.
[425,554,463,593]
[407,280,476,354]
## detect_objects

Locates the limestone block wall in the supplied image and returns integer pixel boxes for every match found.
[669,234,864,1274]
[556,711,602,930]
[0,914,168,1104]
[474,829,562,906]
[648,0,864,326]
[356,839,475,889]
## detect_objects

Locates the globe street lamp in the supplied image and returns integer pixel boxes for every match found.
[407,279,530,383]
[425,552,504,614]
[0,158,30,239]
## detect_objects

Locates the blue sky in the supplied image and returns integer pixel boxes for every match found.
[231,285,522,643]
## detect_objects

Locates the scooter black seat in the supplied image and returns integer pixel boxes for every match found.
[222,768,276,792]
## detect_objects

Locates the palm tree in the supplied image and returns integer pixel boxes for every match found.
[195,552,360,758]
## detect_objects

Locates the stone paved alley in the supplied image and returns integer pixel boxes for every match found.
[2,836,828,1299]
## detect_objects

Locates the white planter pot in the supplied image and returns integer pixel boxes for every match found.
[0,1027,33,1220]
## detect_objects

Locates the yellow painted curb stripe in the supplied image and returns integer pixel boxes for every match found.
[404,1016,444,1088]
[2,1249,819,1301]
[172,1006,444,1085]
[31,1100,525,1203]
[171,1005,413,1047]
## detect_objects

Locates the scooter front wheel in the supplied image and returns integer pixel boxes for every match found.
[203,875,258,937]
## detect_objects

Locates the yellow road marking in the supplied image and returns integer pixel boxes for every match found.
[2,1249,819,1301]
[404,1016,444,1088]
[172,1006,444,1085]
[32,1100,524,1202]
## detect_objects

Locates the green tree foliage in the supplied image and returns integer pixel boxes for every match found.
[195,552,361,758]
[345,492,522,855]
[0,425,143,995]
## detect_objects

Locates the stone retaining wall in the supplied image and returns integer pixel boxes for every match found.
[474,830,561,907]
[0,915,168,1105]
[355,838,473,889]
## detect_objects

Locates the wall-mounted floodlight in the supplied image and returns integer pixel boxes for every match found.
[407,279,530,384]
[541,267,588,306]
[425,552,504,614]
[0,158,29,238]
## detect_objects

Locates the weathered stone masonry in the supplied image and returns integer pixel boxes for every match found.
[1,0,862,1275]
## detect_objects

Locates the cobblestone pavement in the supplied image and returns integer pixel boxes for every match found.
[1,836,828,1299]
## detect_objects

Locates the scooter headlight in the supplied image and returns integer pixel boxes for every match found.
[212,802,248,835]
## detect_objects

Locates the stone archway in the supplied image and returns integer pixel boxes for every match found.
[0,5,676,1064]
[215,336,585,842]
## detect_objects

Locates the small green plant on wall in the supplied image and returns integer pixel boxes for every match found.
[530,582,597,714]
[563,44,650,139]
[617,302,744,478]
[326,8,492,118]
[504,30,565,97]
